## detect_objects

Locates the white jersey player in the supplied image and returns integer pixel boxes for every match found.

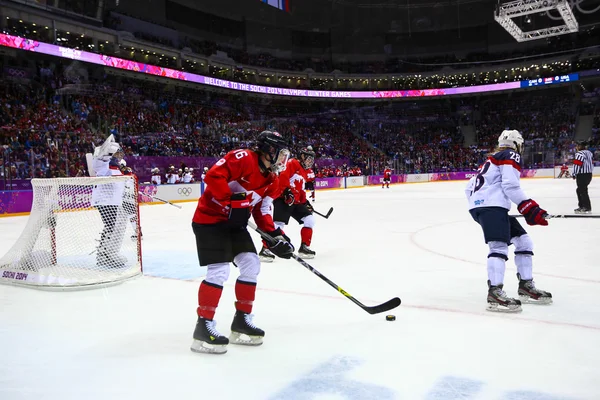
[89,135,131,268]
[151,168,162,185]
[166,166,178,184]
[465,130,552,312]
[182,167,195,183]
[201,166,208,182]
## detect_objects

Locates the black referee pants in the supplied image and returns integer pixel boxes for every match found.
[576,173,592,210]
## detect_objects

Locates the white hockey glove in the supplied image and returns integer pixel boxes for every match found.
[93,134,121,162]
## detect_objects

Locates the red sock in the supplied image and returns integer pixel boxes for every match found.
[235,279,257,314]
[197,280,223,320]
[301,227,313,246]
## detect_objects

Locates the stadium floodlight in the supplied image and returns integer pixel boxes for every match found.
[495,0,579,42]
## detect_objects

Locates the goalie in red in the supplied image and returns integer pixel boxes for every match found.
[190,131,294,355]
[557,164,571,179]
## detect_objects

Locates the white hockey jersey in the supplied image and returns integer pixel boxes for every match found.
[166,173,178,184]
[182,172,194,183]
[465,149,529,211]
[91,158,126,206]
[151,174,162,185]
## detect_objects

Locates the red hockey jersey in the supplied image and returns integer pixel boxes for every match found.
[192,149,277,231]
[306,168,315,182]
[384,168,392,179]
[277,158,309,204]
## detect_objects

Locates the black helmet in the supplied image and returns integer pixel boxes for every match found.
[256,131,290,173]
[298,145,316,170]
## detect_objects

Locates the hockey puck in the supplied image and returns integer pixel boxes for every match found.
[385,315,396,321]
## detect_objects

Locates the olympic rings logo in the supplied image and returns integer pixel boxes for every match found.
[178,187,193,196]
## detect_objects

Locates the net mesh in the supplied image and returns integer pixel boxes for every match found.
[0,176,142,289]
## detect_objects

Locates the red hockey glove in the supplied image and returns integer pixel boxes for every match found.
[266,228,294,259]
[228,192,251,228]
[518,199,548,226]
[282,187,295,206]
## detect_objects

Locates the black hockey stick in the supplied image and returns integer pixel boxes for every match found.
[248,220,401,314]
[312,207,334,219]
[138,191,182,209]
[510,214,600,219]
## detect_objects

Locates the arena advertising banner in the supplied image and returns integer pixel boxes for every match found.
[345,176,365,187]
[315,177,344,190]
[0,33,578,99]
[367,175,407,185]
[0,190,33,215]
[0,180,33,191]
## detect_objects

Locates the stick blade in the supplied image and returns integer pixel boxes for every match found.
[325,207,334,218]
[365,297,401,314]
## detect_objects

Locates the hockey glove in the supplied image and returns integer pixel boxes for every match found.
[518,199,548,226]
[266,228,294,259]
[228,192,251,228]
[305,201,314,213]
[282,187,295,206]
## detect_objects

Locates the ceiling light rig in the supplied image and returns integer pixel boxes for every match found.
[494,0,579,42]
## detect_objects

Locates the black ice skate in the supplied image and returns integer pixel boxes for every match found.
[487,281,522,313]
[259,246,275,263]
[230,311,264,346]
[298,243,316,259]
[517,273,553,305]
[190,317,229,354]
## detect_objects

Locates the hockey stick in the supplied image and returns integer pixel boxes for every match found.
[511,214,600,219]
[138,192,183,209]
[312,207,334,219]
[247,220,401,314]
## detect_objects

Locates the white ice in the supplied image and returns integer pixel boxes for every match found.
[1,178,599,400]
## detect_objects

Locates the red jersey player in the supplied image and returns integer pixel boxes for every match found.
[383,167,392,189]
[305,165,316,202]
[260,146,317,262]
[190,131,294,354]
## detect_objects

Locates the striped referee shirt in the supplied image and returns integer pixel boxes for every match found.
[573,149,594,175]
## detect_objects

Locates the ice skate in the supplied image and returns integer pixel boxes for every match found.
[190,318,229,354]
[259,247,275,263]
[517,273,552,305]
[487,281,522,313]
[229,311,264,346]
[574,207,591,214]
[298,243,316,259]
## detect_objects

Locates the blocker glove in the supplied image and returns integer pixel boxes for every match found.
[305,201,314,212]
[267,228,294,259]
[518,199,548,226]
[282,187,295,206]
[228,192,251,228]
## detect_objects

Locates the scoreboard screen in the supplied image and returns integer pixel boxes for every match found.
[260,0,290,12]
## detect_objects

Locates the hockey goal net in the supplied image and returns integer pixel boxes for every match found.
[0,176,142,289]
[554,164,573,179]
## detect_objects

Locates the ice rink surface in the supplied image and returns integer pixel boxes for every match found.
[1,178,599,400]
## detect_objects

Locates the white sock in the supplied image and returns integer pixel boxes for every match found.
[515,255,533,280]
[487,256,506,286]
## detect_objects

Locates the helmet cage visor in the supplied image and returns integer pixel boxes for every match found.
[270,148,290,174]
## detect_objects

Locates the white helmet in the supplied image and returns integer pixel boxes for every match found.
[119,159,127,167]
[203,167,209,172]
[498,130,524,153]
[189,168,194,172]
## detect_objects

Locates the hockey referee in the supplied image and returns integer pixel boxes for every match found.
[572,141,594,214]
